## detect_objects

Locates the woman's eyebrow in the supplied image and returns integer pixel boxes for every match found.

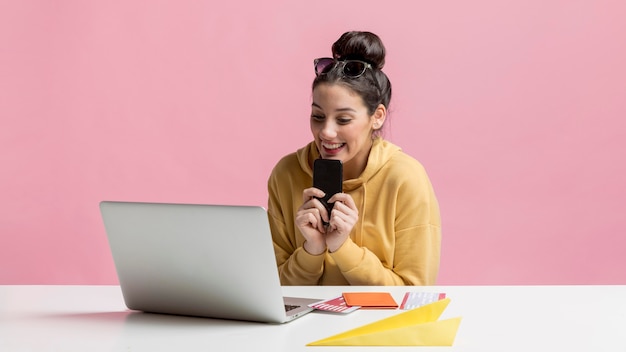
[311,102,357,113]
[335,107,357,113]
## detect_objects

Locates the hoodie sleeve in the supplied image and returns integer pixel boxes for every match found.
[328,223,441,285]
[267,207,326,285]
[267,152,326,285]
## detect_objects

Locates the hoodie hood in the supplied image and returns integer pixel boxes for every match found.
[295,137,402,192]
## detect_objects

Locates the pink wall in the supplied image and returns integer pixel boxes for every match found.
[1,1,625,285]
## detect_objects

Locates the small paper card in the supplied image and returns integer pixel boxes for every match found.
[342,292,398,309]
[400,292,447,310]
[309,296,360,314]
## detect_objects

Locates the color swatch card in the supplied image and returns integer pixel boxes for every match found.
[309,296,360,314]
[342,292,398,309]
[400,292,447,310]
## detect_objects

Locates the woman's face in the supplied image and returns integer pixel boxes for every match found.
[310,83,384,179]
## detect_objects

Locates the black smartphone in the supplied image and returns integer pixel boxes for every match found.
[313,159,343,215]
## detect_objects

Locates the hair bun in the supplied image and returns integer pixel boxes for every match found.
[331,31,386,70]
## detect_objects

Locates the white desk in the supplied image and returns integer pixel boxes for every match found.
[1,285,625,351]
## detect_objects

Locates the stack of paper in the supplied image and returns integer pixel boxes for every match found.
[307,298,461,346]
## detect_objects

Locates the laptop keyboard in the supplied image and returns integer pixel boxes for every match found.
[285,304,300,312]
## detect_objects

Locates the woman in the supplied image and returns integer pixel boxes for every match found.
[267,31,441,285]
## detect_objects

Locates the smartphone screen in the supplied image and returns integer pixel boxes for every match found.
[313,159,343,214]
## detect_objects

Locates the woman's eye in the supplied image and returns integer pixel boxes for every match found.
[311,114,325,121]
[337,118,352,124]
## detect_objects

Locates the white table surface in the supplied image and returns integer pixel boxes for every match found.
[1,285,625,351]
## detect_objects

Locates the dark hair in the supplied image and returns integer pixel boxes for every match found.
[313,31,392,118]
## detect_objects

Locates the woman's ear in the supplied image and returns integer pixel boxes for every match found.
[372,104,387,130]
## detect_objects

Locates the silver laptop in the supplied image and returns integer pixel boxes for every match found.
[100,201,319,323]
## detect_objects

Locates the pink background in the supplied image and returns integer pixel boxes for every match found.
[1,1,625,285]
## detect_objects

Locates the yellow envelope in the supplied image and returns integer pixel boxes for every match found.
[307,297,461,346]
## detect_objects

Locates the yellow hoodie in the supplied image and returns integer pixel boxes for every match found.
[267,138,441,285]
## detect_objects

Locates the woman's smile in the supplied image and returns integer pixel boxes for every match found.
[321,141,346,156]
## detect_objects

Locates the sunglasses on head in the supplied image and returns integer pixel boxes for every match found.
[314,57,372,78]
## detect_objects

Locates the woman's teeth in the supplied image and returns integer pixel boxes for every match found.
[323,143,343,150]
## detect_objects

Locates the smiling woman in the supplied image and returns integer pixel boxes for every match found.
[266,31,441,286]
[2,1,625,287]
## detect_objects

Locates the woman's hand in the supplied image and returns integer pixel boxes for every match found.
[296,189,359,254]
[324,193,358,252]
[295,187,330,255]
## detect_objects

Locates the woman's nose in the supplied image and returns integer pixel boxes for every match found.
[320,121,337,139]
